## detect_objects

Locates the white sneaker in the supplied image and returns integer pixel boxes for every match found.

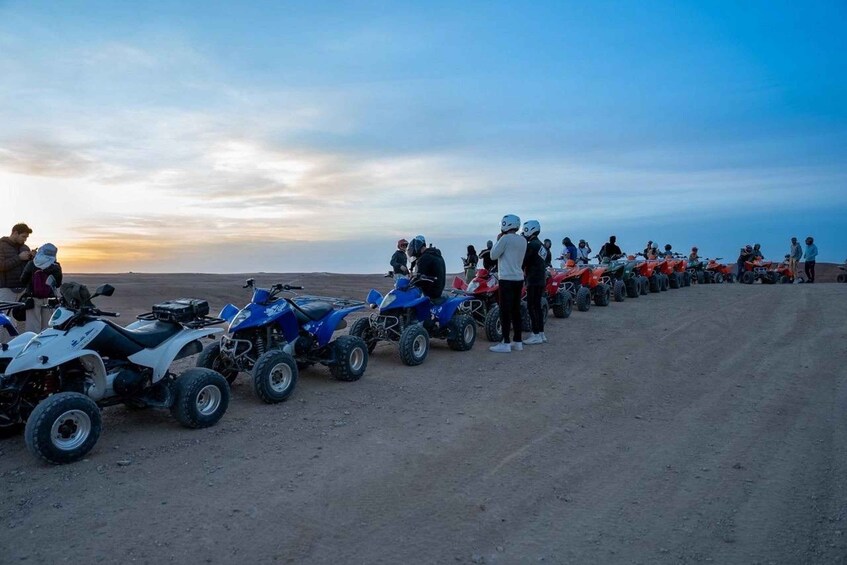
[489,342,511,353]
[511,341,524,351]
[524,334,543,345]
[541,332,548,343]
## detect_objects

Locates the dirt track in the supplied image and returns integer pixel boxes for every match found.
[1,274,845,564]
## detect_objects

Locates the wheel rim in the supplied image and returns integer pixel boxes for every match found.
[349,347,365,371]
[413,334,427,358]
[51,410,91,451]
[196,384,222,416]
[269,363,293,393]
[463,323,474,343]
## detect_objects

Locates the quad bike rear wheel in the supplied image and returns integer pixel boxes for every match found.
[329,335,368,381]
[576,286,591,311]
[447,314,476,351]
[669,273,680,289]
[714,273,724,283]
[725,273,735,283]
[683,272,692,287]
[696,271,705,284]
[625,279,639,298]
[613,280,626,302]
[837,273,847,283]
[196,341,239,384]
[741,271,755,284]
[399,323,429,366]
[252,350,298,404]
[780,275,791,284]
[349,317,378,353]
[171,368,230,428]
[649,276,660,293]
[25,392,102,465]
[484,305,503,342]
[639,276,649,295]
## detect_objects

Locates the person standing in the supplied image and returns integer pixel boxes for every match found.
[803,236,818,283]
[389,239,410,280]
[462,245,479,282]
[20,243,62,333]
[522,221,547,345]
[737,245,753,279]
[576,239,591,265]
[0,223,33,341]
[489,214,527,353]
[479,240,496,271]
[789,237,802,282]
[560,237,578,268]
[542,239,553,268]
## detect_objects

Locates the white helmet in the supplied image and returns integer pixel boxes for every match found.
[500,214,521,233]
[521,220,540,239]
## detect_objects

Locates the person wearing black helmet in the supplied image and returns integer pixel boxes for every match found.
[737,244,753,279]
[408,235,445,299]
[479,240,496,271]
[662,244,673,258]
[389,238,410,280]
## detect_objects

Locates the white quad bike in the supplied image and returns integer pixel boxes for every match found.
[0,283,231,464]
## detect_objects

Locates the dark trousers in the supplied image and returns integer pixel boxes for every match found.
[499,279,523,344]
[526,284,545,334]
[804,261,815,283]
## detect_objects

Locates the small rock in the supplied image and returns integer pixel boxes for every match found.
[471,554,485,564]
[116,460,132,467]
[732,463,743,470]
[496,546,504,552]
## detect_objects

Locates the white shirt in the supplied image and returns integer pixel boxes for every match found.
[491,233,527,281]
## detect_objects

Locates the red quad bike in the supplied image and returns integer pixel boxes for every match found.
[669,255,691,288]
[632,259,659,294]
[555,262,611,312]
[451,269,547,341]
[655,258,679,290]
[704,258,734,283]
[740,259,776,284]
[545,267,574,318]
[636,256,670,293]
[769,260,794,284]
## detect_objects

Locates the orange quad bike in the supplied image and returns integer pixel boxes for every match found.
[633,256,664,293]
[740,259,776,284]
[669,254,691,288]
[704,258,734,283]
[556,261,611,312]
[769,259,794,284]
[655,257,680,289]
[545,265,574,318]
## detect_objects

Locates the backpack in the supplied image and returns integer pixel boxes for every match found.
[31,269,54,299]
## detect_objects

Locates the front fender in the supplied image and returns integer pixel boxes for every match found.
[5,346,109,402]
[219,304,239,323]
[0,332,37,359]
[128,327,223,383]
[434,296,471,325]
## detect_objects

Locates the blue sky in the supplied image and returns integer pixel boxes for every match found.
[1,0,845,272]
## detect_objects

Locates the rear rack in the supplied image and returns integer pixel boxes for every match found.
[0,301,23,313]
[136,312,226,329]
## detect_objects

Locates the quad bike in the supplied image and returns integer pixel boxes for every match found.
[740,259,776,284]
[655,257,681,289]
[687,258,708,284]
[0,284,230,464]
[770,261,795,284]
[555,262,611,312]
[451,269,548,341]
[351,275,475,366]
[702,258,734,283]
[199,279,368,404]
[599,257,641,301]
[635,255,669,292]
[838,261,847,283]
[669,255,691,287]
[544,269,575,318]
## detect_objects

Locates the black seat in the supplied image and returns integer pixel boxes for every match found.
[291,301,334,323]
[431,293,451,306]
[87,324,145,359]
[106,319,182,349]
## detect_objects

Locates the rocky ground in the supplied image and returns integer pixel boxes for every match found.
[0,273,845,564]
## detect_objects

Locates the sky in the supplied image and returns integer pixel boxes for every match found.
[1,0,845,273]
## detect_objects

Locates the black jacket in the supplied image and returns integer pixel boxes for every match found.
[0,237,31,290]
[522,237,548,286]
[480,249,496,271]
[599,242,622,259]
[21,261,63,298]
[415,247,446,299]
[390,249,408,274]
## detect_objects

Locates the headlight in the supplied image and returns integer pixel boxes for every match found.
[230,309,252,328]
[380,294,397,309]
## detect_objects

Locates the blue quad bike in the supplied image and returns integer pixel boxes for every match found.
[349,275,476,366]
[197,279,369,404]
[0,301,22,340]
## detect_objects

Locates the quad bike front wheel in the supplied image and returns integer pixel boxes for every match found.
[484,305,503,342]
[669,273,680,289]
[349,317,378,353]
[837,273,847,283]
[625,279,639,299]
[171,368,230,428]
[399,323,429,366]
[594,283,611,306]
[576,286,592,311]
[252,350,299,404]
[329,335,368,381]
[25,392,102,465]
[552,293,573,318]
[613,280,626,302]
[447,314,476,351]
[639,276,649,295]
[741,271,755,284]
[196,341,240,384]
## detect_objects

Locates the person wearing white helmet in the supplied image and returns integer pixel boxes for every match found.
[521,220,547,345]
[489,214,527,353]
[20,242,62,333]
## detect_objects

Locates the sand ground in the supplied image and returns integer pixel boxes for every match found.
[0,273,845,564]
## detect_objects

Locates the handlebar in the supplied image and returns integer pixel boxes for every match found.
[273,284,303,291]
